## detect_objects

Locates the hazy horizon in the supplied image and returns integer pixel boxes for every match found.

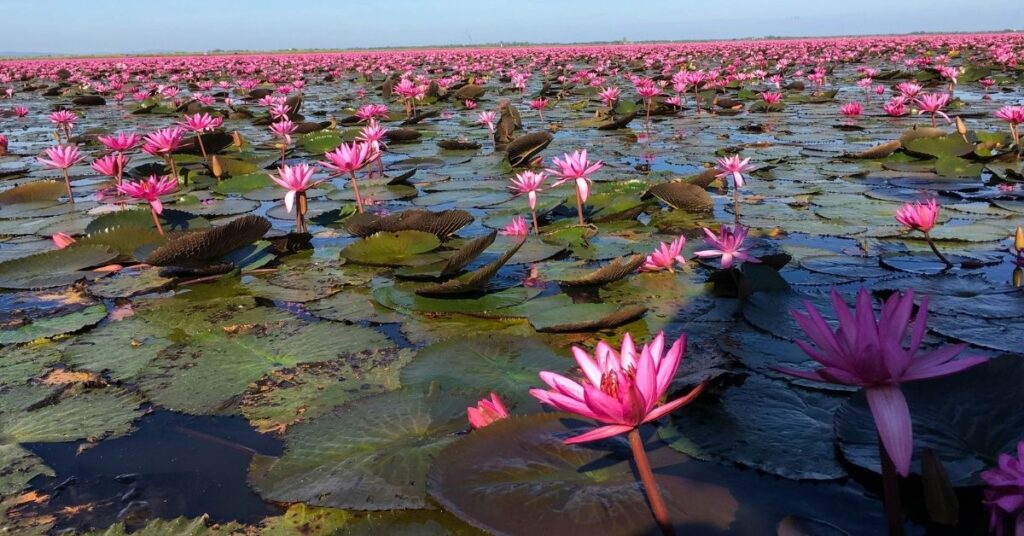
[4,0,1022,56]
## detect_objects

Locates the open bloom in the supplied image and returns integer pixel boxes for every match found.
[321,141,377,174]
[356,119,388,153]
[269,119,297,145]
[477,111,496,133]
[981,440,1024,536]
[776,288,986,476]
[509,170,546,210]
[642,235,686,273]
[915,93,951,124]
[97,132,141,152]
[48,109,77,129]
[895,199,939,232]
[0,134,6,155]
[179,112,223,133]
[13,106,28,118]
[529,97,549,111]
[91,153,129,179]
[760,91,783,105]
[546,149,603,203]
[715,154,754,188]
[500,215,529,236]
[599,86,621,108]
[995,106,1024,127]
[840,102,863,117]
[884,98,907,117]
[694,225,760,269]
[269,163,324,213]
[141,127,184,156]
[117,175,178,214]
[38,144,84,169]
[530,331,706,444]
[466,393,510,429]
[355,103,389,122]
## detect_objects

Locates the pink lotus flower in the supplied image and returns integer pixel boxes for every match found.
[322,141,378,213]
[776,288,986,476]
[49,109,77,131]
[38,144,84,170]
[546,149,603,225]
[500,215,529,237]
[466,393,510,429]
[529,97,549,111]
[52,232,76,249]
[715,154,753,189]
[840,102,862,117]
[509,170,546,210]
[13,106,28,117]
[760,91,783,106]
[179,112,223,133]
[117,174,178,215]
[599,86,621,108]
[477,111,496,134]
[884,98,907,117]
[530,331,705,444]
[995,105,1024,146]
[356,119,388,153]
[270,163,324,213]
[91,153,129,183]
[981,440,1024,536]
[0,134,7,156]
[141,127,184,156]
[463,99,477,110]
[269,119,297,145]
[355,103,389,122]
[694,225,760,269]
[98,132,141,152]
[895,199,939,232]
[895,82,923,99]
[642,235,686,273]
[915,93,950,126]
[38,144,85,204]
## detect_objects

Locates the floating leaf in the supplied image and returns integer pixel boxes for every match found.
[249,387,474,510]
[0,304,106,345]
[0,245,118,289]
[341,231,442,266]
[428,414,739,535]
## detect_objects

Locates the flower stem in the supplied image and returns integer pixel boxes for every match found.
[349,171,364,213]
[167,156,182,185]
[61,168,75,206]
[628,428,675,536]
[574,191,585,226]
[151,208,164,236]
[196,133,208,163]
[879,434,905,536]
[530,208,540,236]
[923,231,952,267]
[295,191,307,234]
[732,186,741,225]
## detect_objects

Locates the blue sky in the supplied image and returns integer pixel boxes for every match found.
[4,0,1022,55]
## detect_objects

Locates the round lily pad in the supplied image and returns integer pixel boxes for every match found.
[341,231,442,266]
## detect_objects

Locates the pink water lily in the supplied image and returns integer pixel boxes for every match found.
[510,170,546,234]
[895,199,950,266]
[117,175,178,235]
[530,331,705,443]
[840,101,863,117]
[38,144,85,205]
[477,111,496,134]
[91,153,129,184]
[642,235,687,273]
[466,393,510,429]
[179,112,223,163]
[270,163,324,233]
[982,440,1024,536]
[97,132,141,152]
[321,141,378,213]
[500,215,529,237]
[915,93,950,127]
[52,232,76,249]
[49,109,77,140]
[142,127,185,183]
[694,225,760,269]
[776,288,986,476]
[546,150,603,225]
[531,331,706,534]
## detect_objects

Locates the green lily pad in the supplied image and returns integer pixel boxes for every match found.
[427,414,739,535]
[903,134,975,159]
[298,130,344,154]
[0,245,118,289]
[0,304,106,345]
[400,336,568,406]
[305,289,406,323]
[373,284,537,315]
[213,172,274,195]
[341,231,442,266]
[86,515,243,536]
[661,374,846,480]
[249,387,474,510]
